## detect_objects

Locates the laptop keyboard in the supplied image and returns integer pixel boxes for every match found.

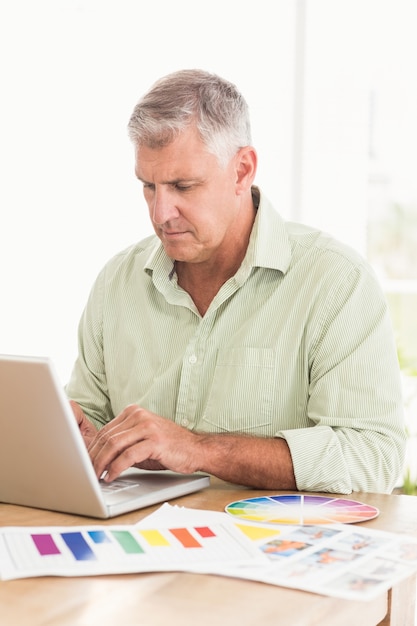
[99,478,140,493]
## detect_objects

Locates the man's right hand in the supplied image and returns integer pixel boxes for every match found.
[69,400,98,448]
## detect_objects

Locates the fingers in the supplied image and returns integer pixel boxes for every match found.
[88,405,152,480]
[87,404,198,481]
[69,400,98,447]
[101,440,156,482]
[69,399,84,427]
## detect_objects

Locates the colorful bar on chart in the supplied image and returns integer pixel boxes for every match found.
[169,528,202,548]
[88,530,112,545]
[195,526,216,538]
[234,523,281,541]
[138,529,171,547]
[111,531,145,554]
[31,534,61,556]
[61,532,96,561]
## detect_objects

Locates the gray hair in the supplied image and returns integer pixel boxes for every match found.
[127,69,252,168]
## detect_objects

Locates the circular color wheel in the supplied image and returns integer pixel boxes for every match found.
[225,494,379,525]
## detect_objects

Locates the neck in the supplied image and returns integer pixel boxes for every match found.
[175,263,233,317]
[176,193,257,315]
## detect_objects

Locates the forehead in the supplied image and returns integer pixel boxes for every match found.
[134,126,215,181]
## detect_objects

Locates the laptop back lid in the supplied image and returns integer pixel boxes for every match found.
[0,355,210,518]
[0,354,109,517]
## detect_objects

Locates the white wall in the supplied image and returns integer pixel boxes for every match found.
[3,1,412,382]
[0,0,297,381]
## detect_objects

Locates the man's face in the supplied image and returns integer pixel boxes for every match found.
[134,126,244,264]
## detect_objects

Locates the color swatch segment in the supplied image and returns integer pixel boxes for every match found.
[61,532,96,561]
[169,527,202,548]
[225,495,379,525]
[111,531,144,554]
[31,534,60,556]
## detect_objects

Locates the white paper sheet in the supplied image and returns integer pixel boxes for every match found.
[2,503,417,602]
[136,503,417,601]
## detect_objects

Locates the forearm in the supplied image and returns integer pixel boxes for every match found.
[194,433,297,490]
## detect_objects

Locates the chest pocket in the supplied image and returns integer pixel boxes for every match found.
[201,346,275,434]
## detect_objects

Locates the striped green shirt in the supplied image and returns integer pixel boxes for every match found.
[66,190,406,494]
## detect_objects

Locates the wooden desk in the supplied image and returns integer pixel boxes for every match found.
[1,479,416,626]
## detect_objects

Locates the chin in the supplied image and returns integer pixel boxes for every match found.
[163,243,199,262]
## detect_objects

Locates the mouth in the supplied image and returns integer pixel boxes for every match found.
[160,229,189,240]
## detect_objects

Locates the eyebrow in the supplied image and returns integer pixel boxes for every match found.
[136,176,199,186]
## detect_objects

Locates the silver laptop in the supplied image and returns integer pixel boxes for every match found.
[0,354,210,518]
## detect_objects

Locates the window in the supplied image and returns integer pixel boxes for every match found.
[295,0,417,371]
[367,1,417,373]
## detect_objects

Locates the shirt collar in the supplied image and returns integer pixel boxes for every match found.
[243,187,292,274]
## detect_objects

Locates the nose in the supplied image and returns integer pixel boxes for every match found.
[151,186,179,225]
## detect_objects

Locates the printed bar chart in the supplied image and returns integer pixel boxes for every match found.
[0,521,265,581]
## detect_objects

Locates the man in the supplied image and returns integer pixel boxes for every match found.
[67,69,406,494]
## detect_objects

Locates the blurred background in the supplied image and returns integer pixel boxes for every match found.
[1,0,416,392]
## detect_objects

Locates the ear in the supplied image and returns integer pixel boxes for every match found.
[234,146,257,195]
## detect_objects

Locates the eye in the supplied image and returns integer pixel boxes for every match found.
[174,183,192,192]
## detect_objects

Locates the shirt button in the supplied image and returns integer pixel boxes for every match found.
[189,355,197,364]
[181,418,189,427]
